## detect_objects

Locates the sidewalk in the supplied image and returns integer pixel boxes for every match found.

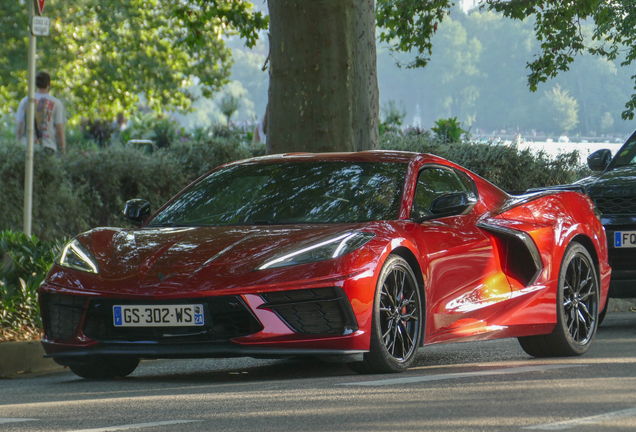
[0,341,62,378]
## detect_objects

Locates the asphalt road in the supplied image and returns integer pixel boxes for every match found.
[1,313,635,432]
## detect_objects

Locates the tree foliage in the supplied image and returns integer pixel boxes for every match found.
[0,0,267,124]
[376,9,634,135]
[375,0,454,69]
[486,0,636,120]
[377,0,636,122]
[538,84,579,133]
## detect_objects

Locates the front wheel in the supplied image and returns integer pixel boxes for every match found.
[67,356,139,380]
[518,242,599,357]
[349,255,423,374]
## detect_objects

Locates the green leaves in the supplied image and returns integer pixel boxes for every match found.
[376,0,454,69]
[486,0,636,120]
[0,230,65,341]
[0,0,267,124]
[431,117,466,142]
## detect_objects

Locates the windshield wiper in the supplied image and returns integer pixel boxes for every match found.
[242,220,293,226]
[147,222,190,227]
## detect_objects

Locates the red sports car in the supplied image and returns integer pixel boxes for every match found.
[39,151,611,379]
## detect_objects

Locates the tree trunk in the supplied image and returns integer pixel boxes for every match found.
[267,0,379,154]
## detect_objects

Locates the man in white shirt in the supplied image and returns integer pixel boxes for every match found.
[15,71,66,155]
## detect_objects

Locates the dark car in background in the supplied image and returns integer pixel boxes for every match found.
[577,130,636,299]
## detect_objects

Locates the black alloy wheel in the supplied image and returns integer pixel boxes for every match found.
[518,242,599,357]
[349,255,423,374]
[562,248,599,345]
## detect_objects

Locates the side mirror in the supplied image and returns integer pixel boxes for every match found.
[123,199,150,226]
[430,191,477,217]
[587,149,612,171]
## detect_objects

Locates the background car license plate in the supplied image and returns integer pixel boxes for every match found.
[113,305,204,327]
[615,231,636,248]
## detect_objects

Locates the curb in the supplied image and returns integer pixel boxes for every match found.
[608,298,636,313]
[0,341,63,378]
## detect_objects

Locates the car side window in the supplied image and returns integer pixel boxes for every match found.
[411,167,467,219]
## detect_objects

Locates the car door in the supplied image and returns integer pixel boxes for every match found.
[410,166,512,342]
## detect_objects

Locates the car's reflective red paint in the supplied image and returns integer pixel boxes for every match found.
[39,151,610,364]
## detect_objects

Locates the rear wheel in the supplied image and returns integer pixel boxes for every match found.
[518,242,599,357]
[349,255,423,374]
[68,357,139,380]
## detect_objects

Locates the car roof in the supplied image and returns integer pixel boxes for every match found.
[226,150,446,166]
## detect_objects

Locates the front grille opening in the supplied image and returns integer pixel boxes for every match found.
[594,197,636,215]
[40,294,87,341]
[260,287,358,336]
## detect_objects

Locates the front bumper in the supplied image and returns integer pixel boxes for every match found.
[603,221,636,297]
[38,286,367,361]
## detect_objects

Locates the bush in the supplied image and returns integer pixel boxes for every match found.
[380,134,589,192]
[64,146,189,229]
[81,118,115,147]
[0,143,93,241]
[168,136,256,181]
[0,230,64,341]
[0,137,259,241]
[431,117,466,143]
[123,113,183,149]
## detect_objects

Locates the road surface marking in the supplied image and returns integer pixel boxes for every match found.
[523,407,636,430]
[0,418,38,424]
[340,364,585,386]
[69,420,202,432]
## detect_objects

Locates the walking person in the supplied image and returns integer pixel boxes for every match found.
[15,71,66,155]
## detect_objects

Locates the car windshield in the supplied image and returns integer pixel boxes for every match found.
[611,132,636,168]
[148,162,408,226]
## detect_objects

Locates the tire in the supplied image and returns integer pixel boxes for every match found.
[68,356,139,380]
[518,242,599,357]
[598,297,609,326]
[348,255,423,374]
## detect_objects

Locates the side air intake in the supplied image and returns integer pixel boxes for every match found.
[477,222,543,287]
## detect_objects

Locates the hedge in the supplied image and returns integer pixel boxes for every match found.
[0,134,587,242]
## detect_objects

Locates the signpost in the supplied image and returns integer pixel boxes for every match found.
[24,0,48,237]
[31,16,49,37]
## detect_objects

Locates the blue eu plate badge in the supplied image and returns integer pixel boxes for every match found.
[114,306,123,326]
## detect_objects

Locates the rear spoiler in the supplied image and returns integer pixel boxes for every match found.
[499,184,591,214]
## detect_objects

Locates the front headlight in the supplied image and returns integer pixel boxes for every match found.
[258,231,375,270]
[57,239,99,274]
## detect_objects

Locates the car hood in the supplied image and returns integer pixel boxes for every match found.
[47,224,374,296]
[580,165,636,198]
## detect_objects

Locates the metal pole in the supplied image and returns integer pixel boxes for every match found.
[23,0,37,237]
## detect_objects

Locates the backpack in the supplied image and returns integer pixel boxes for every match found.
[24,106,42,145]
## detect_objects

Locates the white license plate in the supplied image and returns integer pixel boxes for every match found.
[614,231,636,248]
[113,305,204,327]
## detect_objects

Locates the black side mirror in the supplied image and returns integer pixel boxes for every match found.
[123,199,150,226]
[430,191,477,217]
[587,149,612,171]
